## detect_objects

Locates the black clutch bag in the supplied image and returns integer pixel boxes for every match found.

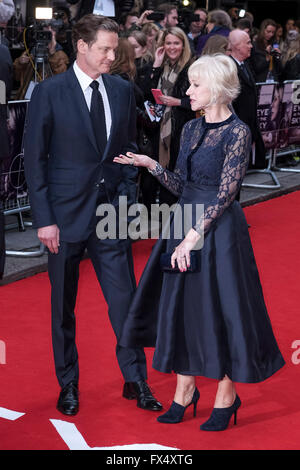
[160,251,200,273]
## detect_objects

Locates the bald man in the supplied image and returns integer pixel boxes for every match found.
[229,29,266,169]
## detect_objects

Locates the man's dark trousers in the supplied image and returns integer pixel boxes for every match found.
[48,186,147,388]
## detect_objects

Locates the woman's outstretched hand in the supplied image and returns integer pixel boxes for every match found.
[113,151,156,170]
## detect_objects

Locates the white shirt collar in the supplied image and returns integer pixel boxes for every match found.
[232,57,243,66]
[73,61,104,92]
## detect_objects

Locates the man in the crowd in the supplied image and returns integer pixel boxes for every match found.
[229,29,266,169]
[119,9,140,34]
[156,3,178,29]
[187,8,208,56]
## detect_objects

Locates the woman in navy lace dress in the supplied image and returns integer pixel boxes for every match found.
[114,54,285,431]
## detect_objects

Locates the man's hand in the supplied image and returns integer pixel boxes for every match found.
[136,10,154,27]
[38,224,60,254]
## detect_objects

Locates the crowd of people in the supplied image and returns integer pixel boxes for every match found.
[0,2,300,218]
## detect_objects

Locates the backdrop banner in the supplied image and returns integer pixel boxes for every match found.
[256,80,300,150]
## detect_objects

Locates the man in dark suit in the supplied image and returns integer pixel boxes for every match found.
[229,29,266,169]
[0,44,12,279]
[24,14,162,416]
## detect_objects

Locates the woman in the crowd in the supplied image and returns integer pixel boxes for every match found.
[250,18,282,82]
[275,23,284,49]
[139,26,195,208]
[110,38,156,197]
[127,30,154,92]
[201,34,230,56]
[141,22,161,57]
[281,31,300,80]
[128,30,153,64]
[114,54,285,432]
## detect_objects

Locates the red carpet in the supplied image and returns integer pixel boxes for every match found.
[0,192,300,450]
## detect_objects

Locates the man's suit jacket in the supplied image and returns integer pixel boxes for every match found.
[24,66,138,242]
[231,56,267,169]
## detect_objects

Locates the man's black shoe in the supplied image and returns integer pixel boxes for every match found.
[123,380,163,411]
[57,381,79,416]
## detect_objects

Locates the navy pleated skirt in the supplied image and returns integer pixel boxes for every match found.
[120,182,285,383]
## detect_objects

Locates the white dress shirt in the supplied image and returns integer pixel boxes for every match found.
[73,61,112,139]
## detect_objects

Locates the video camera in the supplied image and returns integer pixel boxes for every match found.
[26,10,64,60]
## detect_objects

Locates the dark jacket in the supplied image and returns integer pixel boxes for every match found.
[196,25,231,56]
[282,54,300,81]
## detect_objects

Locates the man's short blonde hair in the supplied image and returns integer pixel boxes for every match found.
[188,54,240,106]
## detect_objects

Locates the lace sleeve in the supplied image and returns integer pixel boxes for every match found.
[148,121,192,196]
[194,123,251,235]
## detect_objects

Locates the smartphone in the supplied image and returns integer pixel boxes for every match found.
[151,88,163,104]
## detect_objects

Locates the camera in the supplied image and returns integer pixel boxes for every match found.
[26,10,64,60]
[177,9,200,32]
[147,12,165,22]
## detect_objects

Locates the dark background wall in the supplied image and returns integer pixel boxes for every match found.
[24,0,300,27]
[196,0,300,26]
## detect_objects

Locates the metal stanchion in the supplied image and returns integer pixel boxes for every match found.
[242,149,281,190]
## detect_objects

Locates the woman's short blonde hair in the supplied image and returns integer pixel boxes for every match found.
[188,54,240,106]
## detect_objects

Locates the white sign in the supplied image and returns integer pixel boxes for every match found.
[93,0,115,17]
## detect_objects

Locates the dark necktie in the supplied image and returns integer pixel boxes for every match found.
[89,80,107,155]
[240,62,250,81]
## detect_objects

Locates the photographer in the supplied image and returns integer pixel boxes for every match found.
[53,6,74,59]
[187,8,207,56]
[250,18,282,82]
[13,26,69,100]
[156,3,179,29]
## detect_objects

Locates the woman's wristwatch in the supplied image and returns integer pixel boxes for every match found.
[147,162,164,176]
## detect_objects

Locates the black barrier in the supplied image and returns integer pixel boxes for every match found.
[1,99,45,257]
[256,80,300,150]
